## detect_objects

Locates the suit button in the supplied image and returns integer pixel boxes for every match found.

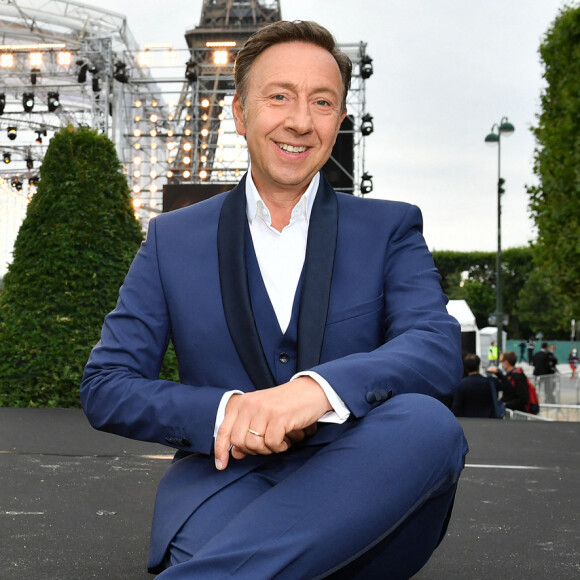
[366,391,377,403]
[279,352,290,364]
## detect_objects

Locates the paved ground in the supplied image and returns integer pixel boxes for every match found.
[1,408,579,579]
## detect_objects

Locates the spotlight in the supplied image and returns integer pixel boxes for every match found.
[36,129,47,144]
[185,59,198,83]
[213,50,228,65]
[30,68,40,85]
[0,93,5,114]
[92,77,100,92]
[361,172,373,194]
[29,175,40,186]
[7,127,17,140]
[22,92,35,112]
[113,61,129,83]
[361,113,374,136]
[77,61,88,83]
[360,55,374,79]
[26,155,34,170]
[11,177,23,191]
[3,152,11,164]
[47,92,60,112]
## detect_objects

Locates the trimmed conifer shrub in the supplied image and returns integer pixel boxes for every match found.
[0,126,144,407]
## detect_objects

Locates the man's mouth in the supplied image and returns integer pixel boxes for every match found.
[276,142,308,154]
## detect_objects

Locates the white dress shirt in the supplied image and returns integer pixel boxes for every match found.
[214,170,350,438]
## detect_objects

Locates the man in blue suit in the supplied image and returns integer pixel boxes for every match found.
[82,20,468,579]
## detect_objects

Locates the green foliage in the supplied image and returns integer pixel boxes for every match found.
[0,126,144,407]
[528,4,580,324]
[433,247,540,338]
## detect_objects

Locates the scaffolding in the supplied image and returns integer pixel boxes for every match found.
[0,0,373,235]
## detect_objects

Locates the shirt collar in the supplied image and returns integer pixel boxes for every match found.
[245,165,320,227]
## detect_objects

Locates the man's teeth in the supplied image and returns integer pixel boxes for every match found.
[277,143,307,153]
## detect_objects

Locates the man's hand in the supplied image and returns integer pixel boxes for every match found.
[214,376,332,470]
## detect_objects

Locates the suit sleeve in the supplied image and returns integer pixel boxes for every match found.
[310,204,462,419]
[81,218,227,456]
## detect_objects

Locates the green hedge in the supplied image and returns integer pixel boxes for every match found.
[0,126,143,407]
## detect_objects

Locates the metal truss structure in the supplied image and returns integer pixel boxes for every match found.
[0,0,373,232]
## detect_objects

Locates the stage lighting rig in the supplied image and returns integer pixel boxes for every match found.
[360,55,373,79]
[113,61,129,83]
[361,172,373,194]
[47,92,61,112]
[77,61,88,83]
[361,113,374,136]
[7,127,17,140]
[35,129,47,144]
[3,152,11,164]
[23,93,35,112]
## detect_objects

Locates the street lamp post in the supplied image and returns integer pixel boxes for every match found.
[484,116,515,355]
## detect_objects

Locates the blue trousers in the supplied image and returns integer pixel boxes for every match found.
[158,394,467,579]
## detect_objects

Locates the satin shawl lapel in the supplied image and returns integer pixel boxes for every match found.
[217,178,276,389]
[296,175,338,371]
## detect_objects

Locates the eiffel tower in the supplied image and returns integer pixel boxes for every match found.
[171,1,281,190]
[164,0,370,206]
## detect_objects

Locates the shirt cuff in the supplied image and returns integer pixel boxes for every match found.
[214,390,244,440]
[292,371,350,424]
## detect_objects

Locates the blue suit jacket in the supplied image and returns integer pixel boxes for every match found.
[81,174,462,570]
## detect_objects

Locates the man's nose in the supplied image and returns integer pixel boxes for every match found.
[284,99,314,134]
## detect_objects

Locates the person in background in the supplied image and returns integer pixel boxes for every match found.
[488,340,499,367]
[569,348,578,379]
[452,354,496,418]
[488,351,529,412]
[527,337,536,364]
[518,339,527,363]
[533,342,557,404]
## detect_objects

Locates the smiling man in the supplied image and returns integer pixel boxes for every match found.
[82,21,468,579]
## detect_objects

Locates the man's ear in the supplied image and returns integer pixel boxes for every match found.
[232,93,247,136]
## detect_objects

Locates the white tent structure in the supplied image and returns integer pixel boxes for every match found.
[447,300,479,356]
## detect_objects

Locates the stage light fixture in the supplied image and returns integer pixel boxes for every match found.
[3,152,11,164]
[0,93,5,114]
[213,50,229,65]
[361,113,374,136]
[92,77,100,92]
[361,172,373,194]
[22,92,35,112]
[7,127,17,140]
[29,52,43,67]
[11,177,23,191]
[57,51,72,66]
[47,92,60,112]
[29,175,40,186]
[360,55,374,79]
[35,128,47,144]
[113,61,129,83]
[0,53,14,68]
[31,68,40,85]
[77,61,88,83]
[185,59,198,83]
[26,155,34,169]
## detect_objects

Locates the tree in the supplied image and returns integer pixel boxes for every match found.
[0,126,143,407]
[528,5,580,326]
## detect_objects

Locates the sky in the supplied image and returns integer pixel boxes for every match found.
[92,0,569,252]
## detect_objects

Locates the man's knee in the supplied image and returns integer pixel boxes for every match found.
[359,393,467,470]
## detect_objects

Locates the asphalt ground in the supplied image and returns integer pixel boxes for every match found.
[1,408,578,579]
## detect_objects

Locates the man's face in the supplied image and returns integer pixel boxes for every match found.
[233,41,346,199]
[500,357,508,371]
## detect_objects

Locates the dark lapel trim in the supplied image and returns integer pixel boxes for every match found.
[296,175,339,371]
[217,177,276,389]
